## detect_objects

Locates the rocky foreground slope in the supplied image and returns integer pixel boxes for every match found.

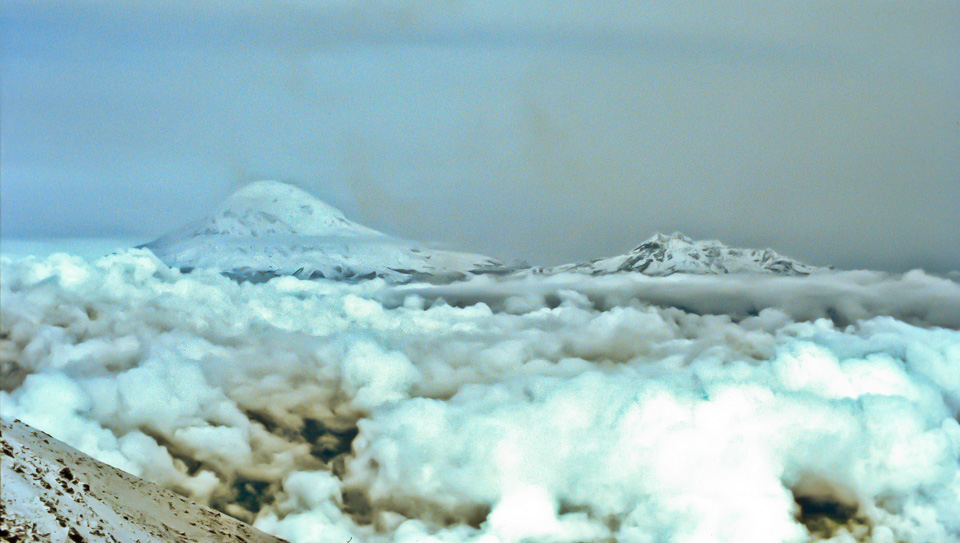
[0,417,285,543]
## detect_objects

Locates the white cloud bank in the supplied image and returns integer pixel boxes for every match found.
[2,249,959,542]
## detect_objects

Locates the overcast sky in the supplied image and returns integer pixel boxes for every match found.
[1,1,958,272]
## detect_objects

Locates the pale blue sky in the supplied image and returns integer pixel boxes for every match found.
[2,1,958,272]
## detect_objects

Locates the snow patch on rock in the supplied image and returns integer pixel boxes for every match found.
[0,417,285,543]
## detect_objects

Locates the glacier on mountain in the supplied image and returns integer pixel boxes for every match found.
[540,232,822,276]
[144,181,820,284]
[143,181,514,284]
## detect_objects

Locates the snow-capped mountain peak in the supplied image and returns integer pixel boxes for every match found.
[193,181,376,238]
[542,232,821,276]
[144,181,822,283]
[143,181,515,283]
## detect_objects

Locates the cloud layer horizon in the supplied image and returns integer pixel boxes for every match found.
[2,248,959,542]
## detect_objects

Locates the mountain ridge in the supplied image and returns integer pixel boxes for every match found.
[538,232,821,277]
[144,181,823,283]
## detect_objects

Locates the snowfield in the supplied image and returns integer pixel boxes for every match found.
[1,183,959,543]
[142,181,515,284]
[141,181,821,284]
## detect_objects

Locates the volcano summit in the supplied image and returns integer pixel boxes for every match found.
[145,181,821,283]
[143,181,515,283]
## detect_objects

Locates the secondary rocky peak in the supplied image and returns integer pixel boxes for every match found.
[629,232,694,252]
[542,232,821,277]
[144,181,823,283]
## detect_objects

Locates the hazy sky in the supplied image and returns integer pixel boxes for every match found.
[2,1,958,272]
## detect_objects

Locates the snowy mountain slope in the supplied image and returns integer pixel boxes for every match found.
[143,181,515,283]
[538,232,822,277]
[144,181,822,284]
[0,417,286,543]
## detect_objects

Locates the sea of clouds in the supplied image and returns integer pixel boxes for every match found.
[1,248,959,543]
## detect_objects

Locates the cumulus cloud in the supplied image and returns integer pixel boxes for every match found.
[1,249,959,542]
[387,269,960,329]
